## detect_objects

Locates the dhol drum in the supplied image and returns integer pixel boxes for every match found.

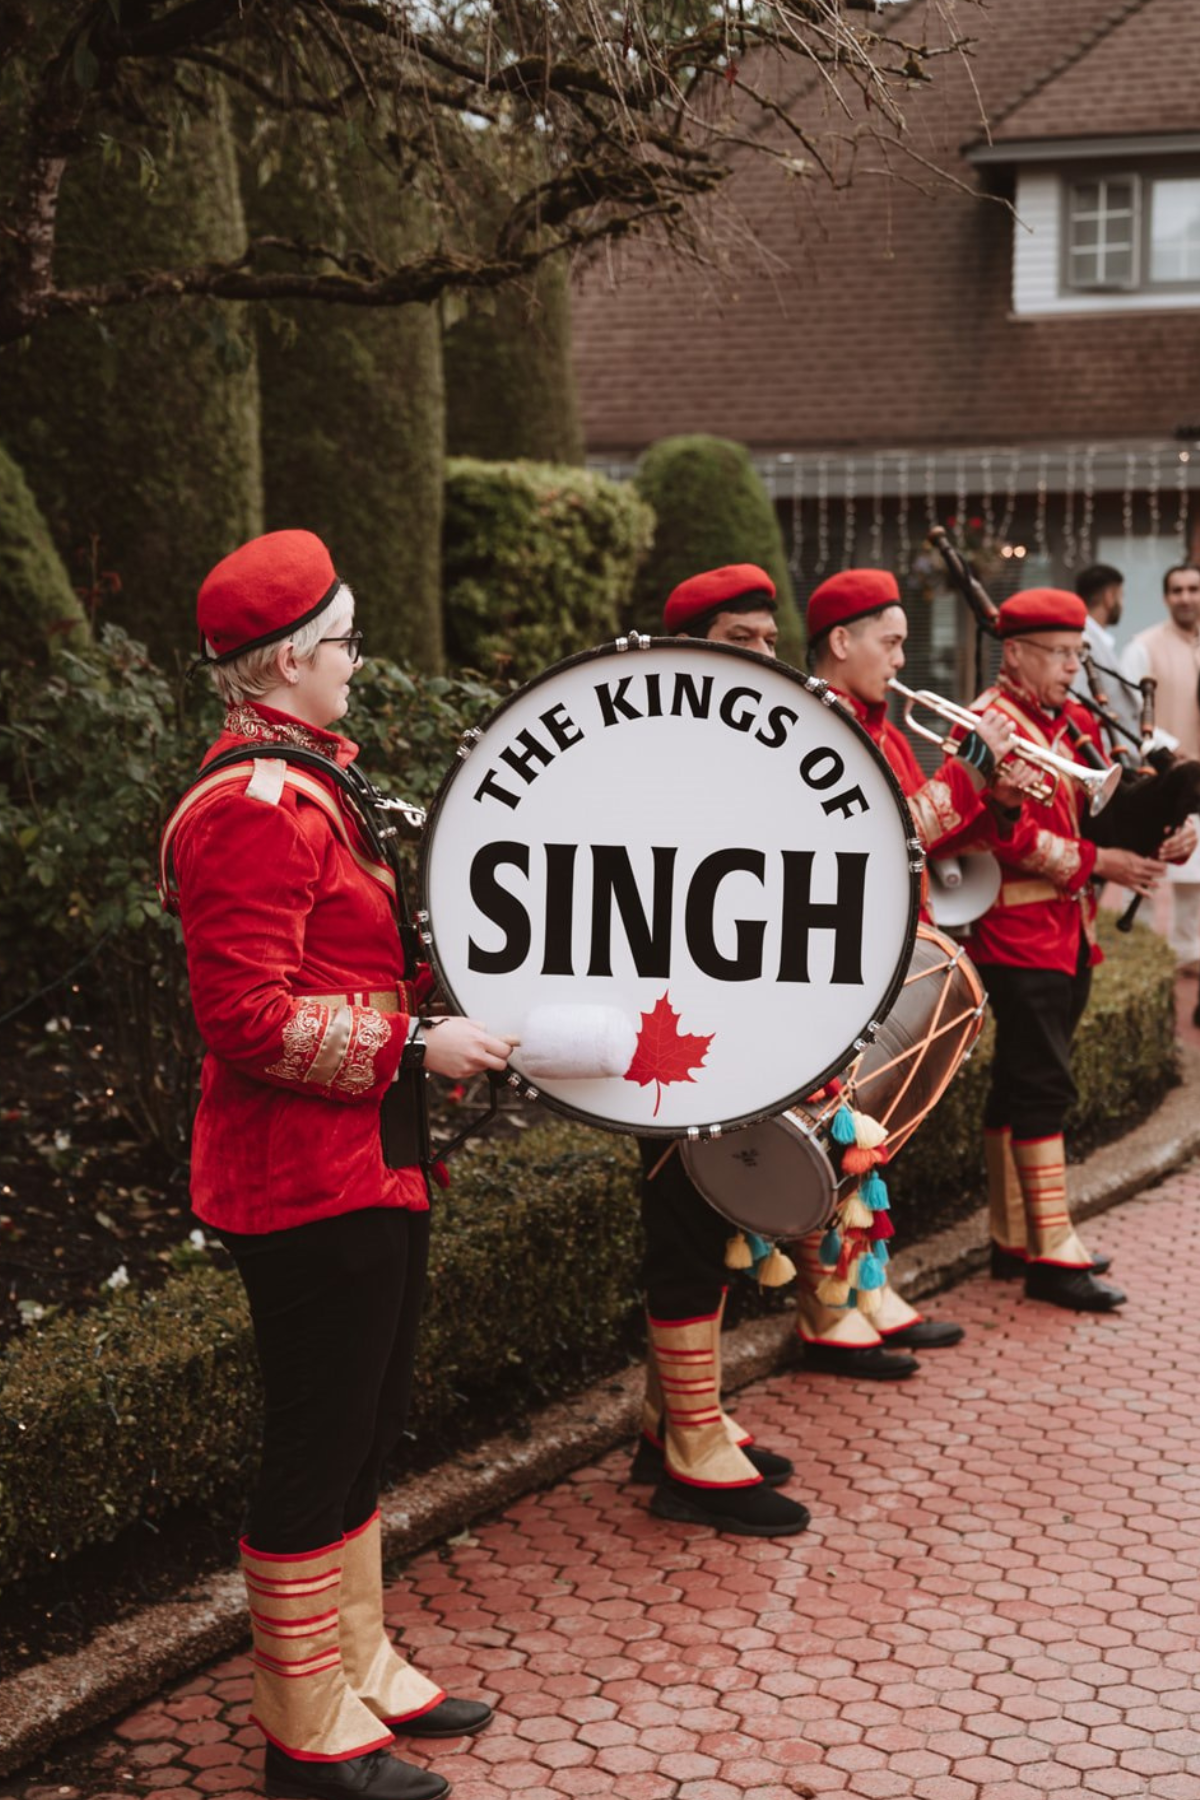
[420,637,921,1136]
[681,923,986,1234]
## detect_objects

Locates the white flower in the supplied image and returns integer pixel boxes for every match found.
[188,1228,207,1250]
[53,1130,72,1152]
[105,1264,130,1291]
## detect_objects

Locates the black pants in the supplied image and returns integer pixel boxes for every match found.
[639,1138,731,1320]
[222,1206,430,1554]
[977,951,1092,1141]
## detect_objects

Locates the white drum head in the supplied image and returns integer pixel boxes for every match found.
[681,1110,838,1239]
[420,639,920,1135]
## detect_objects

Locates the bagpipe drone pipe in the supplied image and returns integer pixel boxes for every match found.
[929,527,1200,932]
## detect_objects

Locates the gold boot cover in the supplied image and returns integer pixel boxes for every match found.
[648,1305,761,1488]
[643,1297,752,1451]
[340,1512,445,1725]
[241,1537,394,1761]
[1011,1134,1091,1268]
[793,1228,886,1349]
[986,1125,1027,1259]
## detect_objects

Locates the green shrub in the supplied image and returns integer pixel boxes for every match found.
[885,913,1178,1240]
[630,435,804,663]
[0,631,504,1153]
[442,459,655,681]
[0,1121,642,1589]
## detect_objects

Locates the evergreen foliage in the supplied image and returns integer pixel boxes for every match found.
[631,435,804,662]
[443,459,654,680]
[0,445,90,657]
[0,80,263,660]
[246,118,445,671]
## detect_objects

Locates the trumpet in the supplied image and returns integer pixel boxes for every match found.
[887,679,1122,817]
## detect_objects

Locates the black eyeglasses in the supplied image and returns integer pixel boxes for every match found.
[318,630,364,662]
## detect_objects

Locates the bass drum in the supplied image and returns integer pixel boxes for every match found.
[420,637,921,1136]
[681,923,986,1234]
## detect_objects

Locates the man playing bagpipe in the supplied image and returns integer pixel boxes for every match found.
[955,588,1195,1309]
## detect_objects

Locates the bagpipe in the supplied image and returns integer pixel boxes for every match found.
[929,526,1200,932]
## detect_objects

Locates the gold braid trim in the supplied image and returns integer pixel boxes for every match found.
[265,1000,336,1084]
[908,775,970,850]
[223,706,338,761]
[333,1008,393,1097]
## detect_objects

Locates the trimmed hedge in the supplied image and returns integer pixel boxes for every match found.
[0,1123,642,1589]
[442,459,654,681]
[0,915,1176,1590]
[885,913,1178,1240]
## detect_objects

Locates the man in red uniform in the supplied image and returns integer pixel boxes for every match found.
[800,569,1027,1368]
[163,531,516,1800]
[959,588,1179,1309]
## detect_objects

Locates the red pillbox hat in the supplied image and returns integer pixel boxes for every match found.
[663,563,776,633]
[997,588,1088,635]
[806,569,901,643]
[197,530,341,665]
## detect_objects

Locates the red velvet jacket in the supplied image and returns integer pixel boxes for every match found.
[956,680,1103,976]
[165,703,427,1233]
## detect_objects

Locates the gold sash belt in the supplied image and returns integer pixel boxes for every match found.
[297,987,409,1015]
[998,879,1066,907]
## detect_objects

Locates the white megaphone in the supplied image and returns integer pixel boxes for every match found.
[928,853,1001,933]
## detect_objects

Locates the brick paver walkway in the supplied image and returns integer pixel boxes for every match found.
[12,1171,1200,1800]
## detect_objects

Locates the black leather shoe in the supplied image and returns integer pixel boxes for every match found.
[628,1433,793,1488]
[391,1699,492,1739]
[1024,1264,1126,1312]
[991,1244,1111,1280]
[801,1342,918,1381]
[650,1475,811,1538]
[882,1318,965,1350]
[263,1743,448,1800]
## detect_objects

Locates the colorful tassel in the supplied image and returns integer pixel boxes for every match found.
[850,1110,888,1149]
[830,1105,857,1146]
[840,1194,873,1231]
[870,1212,895,1241]
[817,1275,851,1306]
[819,1226,842,1266]
[841,1144,882,1175]
[875,1239,889,1265]
[725,1232,754,1270]
[857,1252,886,1291]
[758,1247,797,1287]
[858,1284,882,1315]
[861,1169,889,1210]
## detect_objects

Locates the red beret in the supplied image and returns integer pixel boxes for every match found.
[807,569,902,643]
[663,564,776,633]
[197,530,341,664]
[998,588,1087,636]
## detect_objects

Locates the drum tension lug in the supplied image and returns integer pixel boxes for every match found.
[456,727,483,759]
[615,632,651,653]
[686,1123,722,1143]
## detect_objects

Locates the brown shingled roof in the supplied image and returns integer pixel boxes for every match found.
[984,0,1197,144]
[571,0,1200,457]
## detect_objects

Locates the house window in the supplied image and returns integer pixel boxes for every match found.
[1066,177,1138,288]
[1150,177,1200,282]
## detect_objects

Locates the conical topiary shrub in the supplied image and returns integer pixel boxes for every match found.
[631,435,803,663]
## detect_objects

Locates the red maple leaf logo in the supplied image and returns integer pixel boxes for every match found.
[624,991,714,1117]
